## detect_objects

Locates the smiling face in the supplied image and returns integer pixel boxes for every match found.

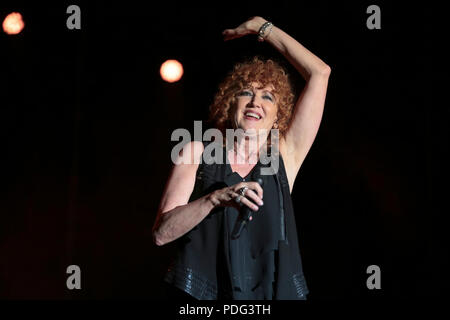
[233,82,278,136]
[209,57,295,141]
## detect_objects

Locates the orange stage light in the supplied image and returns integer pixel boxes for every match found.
[3,12,25,35]
[160,60,184,83]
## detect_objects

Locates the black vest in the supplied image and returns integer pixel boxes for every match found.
[164,142,308,300]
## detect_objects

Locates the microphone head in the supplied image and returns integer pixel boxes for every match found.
[252,164,265,187]
[256,177,263,187]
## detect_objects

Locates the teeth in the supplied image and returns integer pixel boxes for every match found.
[245,112,261,119]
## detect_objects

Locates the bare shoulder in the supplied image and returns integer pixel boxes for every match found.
[158,141,205,214]
[175,140,205,165]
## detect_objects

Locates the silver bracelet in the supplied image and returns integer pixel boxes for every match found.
[257,21,273,42]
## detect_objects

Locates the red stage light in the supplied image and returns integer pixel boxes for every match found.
[160,60,183,83]
[2,12,25,35]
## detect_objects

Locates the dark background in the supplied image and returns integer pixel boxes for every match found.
[0,1,445,300]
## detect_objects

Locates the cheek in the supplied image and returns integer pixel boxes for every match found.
[234,100,244,115]
[266,105,278,121]
[232,100,240,116]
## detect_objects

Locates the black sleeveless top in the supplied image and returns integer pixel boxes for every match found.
[164,142,309,300]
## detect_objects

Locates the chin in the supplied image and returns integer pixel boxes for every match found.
[236,121,268,135]
[238,124,257,133]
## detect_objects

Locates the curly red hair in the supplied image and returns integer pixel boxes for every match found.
[209,56,295,138]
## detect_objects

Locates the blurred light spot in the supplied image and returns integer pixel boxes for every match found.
[160,59,183,83]
[3,12,25,35]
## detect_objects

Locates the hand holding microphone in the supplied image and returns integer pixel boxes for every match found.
[207,179,263,213]
[207,170,264,240]
[231,176,264,240]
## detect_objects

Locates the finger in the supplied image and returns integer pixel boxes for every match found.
[223,34,235,42]
[222,28,249,41]
[225,191,242,210]
[244,189,263,206]
[234,182,263,199]
[247,182,263,199]
[240,196,259,212]
[222,29,237,39]
[222,29,236,35]
[228,190,240,202]
[234,182,247,191]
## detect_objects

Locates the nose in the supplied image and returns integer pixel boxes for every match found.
[248,94,262,108]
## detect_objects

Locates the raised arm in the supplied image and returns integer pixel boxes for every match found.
[223,17,331,190]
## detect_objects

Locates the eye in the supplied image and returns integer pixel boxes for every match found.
[238,90,253,96]
[263,95,274,101]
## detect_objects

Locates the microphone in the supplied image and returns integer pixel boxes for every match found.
[231,175,264,240]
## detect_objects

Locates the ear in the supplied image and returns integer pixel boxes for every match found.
[272,120,279,129]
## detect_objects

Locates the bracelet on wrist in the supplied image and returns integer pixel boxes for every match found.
[257,21,273,42]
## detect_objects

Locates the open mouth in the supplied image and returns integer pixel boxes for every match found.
[244,111,262,121]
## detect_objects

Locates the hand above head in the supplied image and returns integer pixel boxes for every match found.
[222,16,268,41]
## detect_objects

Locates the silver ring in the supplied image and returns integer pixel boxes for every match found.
[235,195,241,204]
[239,186,248,196]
